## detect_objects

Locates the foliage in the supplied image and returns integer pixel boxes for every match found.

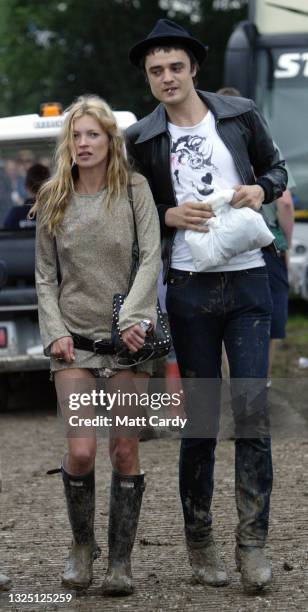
[0,0,248,119]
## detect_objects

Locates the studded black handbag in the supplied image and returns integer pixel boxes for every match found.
[111,184,171,368]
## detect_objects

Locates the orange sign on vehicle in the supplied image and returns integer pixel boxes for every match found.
[39,103,63,117]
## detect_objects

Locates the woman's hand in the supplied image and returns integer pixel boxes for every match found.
[50,336,75,363]
[122,323,151,353]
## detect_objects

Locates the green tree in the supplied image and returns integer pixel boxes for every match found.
[0,0,248,119]
[0,0,167,117]
[196,0,248,92]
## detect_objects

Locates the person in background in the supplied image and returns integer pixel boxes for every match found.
[16,149,35,200]
[0,166,14,226]
[218,88,295,385]
[3,164,50,230]
[4,159,23,206]
[126,19,287,594]
[262,185,294,385]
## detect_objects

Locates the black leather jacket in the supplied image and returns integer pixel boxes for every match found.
[126,90,288,282]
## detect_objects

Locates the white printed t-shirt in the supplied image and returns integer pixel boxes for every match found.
[168,110,264,272]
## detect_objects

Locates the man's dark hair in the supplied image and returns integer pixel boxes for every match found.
[217,86,241,97]
[25,164,50,195]
[142,44,200,84]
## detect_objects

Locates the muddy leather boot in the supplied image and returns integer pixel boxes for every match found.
[187,535,229,586]
[235,545,272,593]
[61,467,101,589]
[101,471,145,596]
[0,573,11,591]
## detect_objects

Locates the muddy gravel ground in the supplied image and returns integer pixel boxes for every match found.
[0,377,307,612]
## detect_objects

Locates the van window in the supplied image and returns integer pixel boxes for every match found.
[0,140,55,229]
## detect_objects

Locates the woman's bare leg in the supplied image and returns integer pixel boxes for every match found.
[54,368,99,589]
[55,368,97,474]
[102,371,148,596]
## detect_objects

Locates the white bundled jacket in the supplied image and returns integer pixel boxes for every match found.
[185,190,274,272]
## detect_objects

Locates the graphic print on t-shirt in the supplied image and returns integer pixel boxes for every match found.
[171,134,220,200]
[168,110,264,272]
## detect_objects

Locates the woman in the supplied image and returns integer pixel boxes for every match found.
[32,95,161,595]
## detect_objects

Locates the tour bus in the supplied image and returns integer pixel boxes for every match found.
[224,0,308,299]
[0,103,136,409]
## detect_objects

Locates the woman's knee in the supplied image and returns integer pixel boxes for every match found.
[110,438,139,473]
[67,439,97,472]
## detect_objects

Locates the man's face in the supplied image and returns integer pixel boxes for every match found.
[144,48,196,107]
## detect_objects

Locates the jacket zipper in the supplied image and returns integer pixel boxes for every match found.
[166,129,178,275]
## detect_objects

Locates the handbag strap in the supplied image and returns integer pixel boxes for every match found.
[127,181,140,292]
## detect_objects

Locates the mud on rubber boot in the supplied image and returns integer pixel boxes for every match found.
[0,573,11,591]
[62,541,101,590]
[101,471,145,596]
[187,536,229,586]
[61,467,101,590]
[235,545,272,593]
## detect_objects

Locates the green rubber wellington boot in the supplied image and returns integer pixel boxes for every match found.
[101,471,145,596]
[61,467,101,590]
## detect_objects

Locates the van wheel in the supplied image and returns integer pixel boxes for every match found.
[0,375,8,411]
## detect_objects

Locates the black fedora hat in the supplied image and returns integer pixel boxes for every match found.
[129,19,208,67]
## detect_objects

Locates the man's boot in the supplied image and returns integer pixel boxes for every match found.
[186,535,229,586]
[235,545,272,593]
[101,471,145,596]
[234,437,273,593]
[180,440,228,586]
[61,467,101,589]
[0,573,11,591]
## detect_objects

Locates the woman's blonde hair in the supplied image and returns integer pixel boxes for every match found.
[31,95,129,234]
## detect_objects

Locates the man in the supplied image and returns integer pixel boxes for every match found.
[126,19,287,593]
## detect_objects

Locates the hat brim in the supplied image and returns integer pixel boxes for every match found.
[129,35,208,67]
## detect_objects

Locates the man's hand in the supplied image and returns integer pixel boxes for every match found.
[50,336,75,363]
[231,185,265,211]
[165,202,214,232]
[122,323,152,353]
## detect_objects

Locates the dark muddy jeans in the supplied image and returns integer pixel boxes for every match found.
[166,266,273,547]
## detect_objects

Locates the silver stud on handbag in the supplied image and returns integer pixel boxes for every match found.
[111,183,171,368]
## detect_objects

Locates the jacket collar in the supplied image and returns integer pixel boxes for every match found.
[135,90,250,144]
